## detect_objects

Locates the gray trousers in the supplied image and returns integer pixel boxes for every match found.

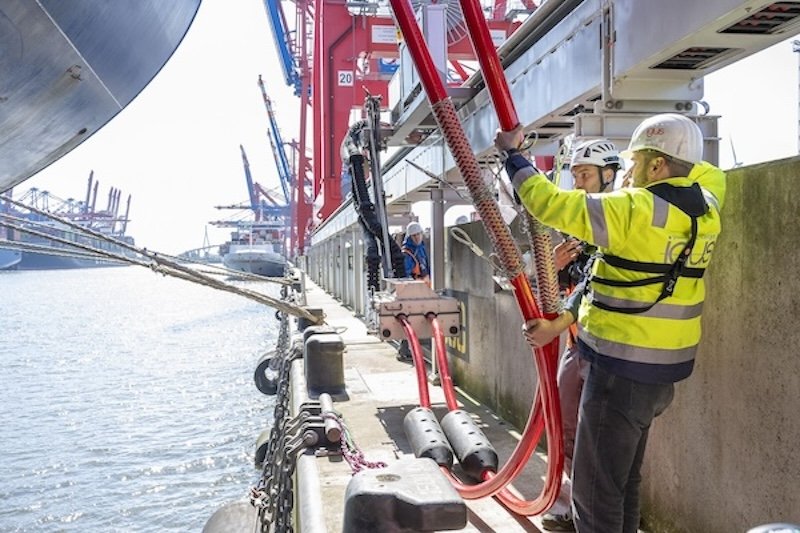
[559,343,589,472]
[572,363,675,533]
[548,343,589,517]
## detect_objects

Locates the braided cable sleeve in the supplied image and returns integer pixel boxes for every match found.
[522,213,561,315]
[431,98,524,280]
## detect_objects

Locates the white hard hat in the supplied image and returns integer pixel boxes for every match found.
[406,221,423,236]
[621,113,703,164]
[570,139,622,169]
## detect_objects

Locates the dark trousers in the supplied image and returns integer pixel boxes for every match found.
[572,363,675,533]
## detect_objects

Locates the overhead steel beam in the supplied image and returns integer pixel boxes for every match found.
[311,0,800,245]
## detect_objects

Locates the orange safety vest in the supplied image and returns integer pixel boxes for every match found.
[402,248,431,286]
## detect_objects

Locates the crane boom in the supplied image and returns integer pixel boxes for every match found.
[261,0,300,94]
[239,145,261,220]
[258,75,292,205]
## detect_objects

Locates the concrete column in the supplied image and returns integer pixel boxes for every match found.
[430,186,445,290]
[353,228,364,316]
[344,235,353,307]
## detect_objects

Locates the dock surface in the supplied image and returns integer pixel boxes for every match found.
[299,279,555,532]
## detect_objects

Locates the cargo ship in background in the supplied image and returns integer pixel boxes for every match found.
[0,248,21,269]
[219,220,287,276]
[212,144,289,276]
[0,172,137,270]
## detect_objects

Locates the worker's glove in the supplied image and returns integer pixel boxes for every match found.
[494,126,525,155]
[495,126,536,191]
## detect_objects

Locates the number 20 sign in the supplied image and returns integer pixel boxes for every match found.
[338,70,354,86]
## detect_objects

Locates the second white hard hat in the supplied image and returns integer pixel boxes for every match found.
[570,139,622,169]
[621,113,703,164]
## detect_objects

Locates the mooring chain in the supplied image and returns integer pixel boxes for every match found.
[274,311,291,362]
[249,293,385,531]
[322,412,387,473]
[251,427,293,532]
[253,409,324,533]
[251,308,296,532]
[251,300,324,532]
[272,431,312,533]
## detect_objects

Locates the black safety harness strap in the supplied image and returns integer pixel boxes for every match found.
[586,183,708,315]
[597,253,705,278]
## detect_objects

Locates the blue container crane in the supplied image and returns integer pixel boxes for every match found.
[239,145,288,220]
[258,76,293,206]
[261,0,300,95]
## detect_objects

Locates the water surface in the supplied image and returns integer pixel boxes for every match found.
[0,267,277,531]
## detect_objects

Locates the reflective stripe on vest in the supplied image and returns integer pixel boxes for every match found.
[403,248,422,278]
[590,292,704,320]
[578,329,697,365]
[586,195,609,247]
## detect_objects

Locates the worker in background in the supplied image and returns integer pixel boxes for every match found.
[402,221,430,285]
[541,139,623,532]
[495,113,726,533]
[397,221,431,362]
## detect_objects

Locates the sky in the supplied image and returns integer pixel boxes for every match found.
[706,36,800,168]
[25,0,297,254]
[21,1,800,253]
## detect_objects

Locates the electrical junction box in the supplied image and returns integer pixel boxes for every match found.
[370,279,461,341]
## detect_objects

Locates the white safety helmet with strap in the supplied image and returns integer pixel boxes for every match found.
[570,139,622,170]
[621,113,703,164]
[406,221,423,236]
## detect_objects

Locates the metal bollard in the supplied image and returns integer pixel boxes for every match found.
[319,393,342,443]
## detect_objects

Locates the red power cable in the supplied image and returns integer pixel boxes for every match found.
[454,0,564,511]
[387,0,564,510]
[398,315,432,409]
[428,315,459,411]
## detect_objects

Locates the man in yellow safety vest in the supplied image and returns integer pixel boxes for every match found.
[496,113,726,533]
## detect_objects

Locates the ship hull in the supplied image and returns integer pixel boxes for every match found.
[1,0,202,192]
[0,249,22,269]
[7,251,127,270]
[223,250,286,277]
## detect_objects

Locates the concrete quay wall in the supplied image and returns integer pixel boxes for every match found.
[446,157,800,532]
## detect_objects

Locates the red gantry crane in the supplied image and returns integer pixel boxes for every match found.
[261,0,524,256]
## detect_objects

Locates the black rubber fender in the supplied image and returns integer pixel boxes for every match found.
[203,501,258,533]
[254,350,279,395]
[254,427,272,468]
[748,525,800,533]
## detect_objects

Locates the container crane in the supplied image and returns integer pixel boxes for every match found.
[261,0,314,255]
[240,144,261,219]
[262,0,522,257]
[258,76,292,205]
[8,176,131,237]
[239,144,288,220]
[262,0,301,95]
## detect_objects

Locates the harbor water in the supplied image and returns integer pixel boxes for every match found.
[0,267,278,532]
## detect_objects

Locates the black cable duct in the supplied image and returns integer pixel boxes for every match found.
[341,122,406,290]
